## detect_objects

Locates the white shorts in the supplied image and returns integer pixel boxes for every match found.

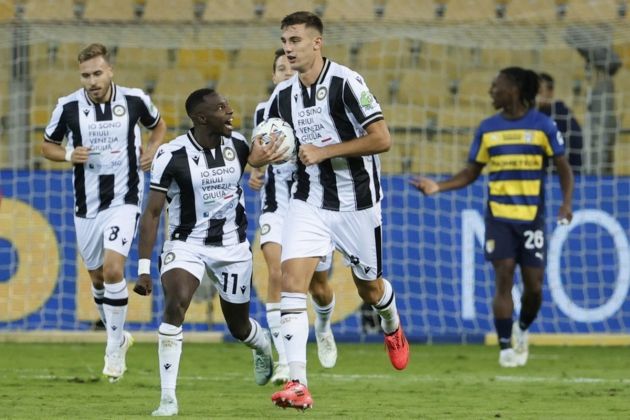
[160,240,253,304]
[259,211,285,246]
[74,204,140,270]
[258,167,293,247]
[259,200,332,273]
[281,199,382,280]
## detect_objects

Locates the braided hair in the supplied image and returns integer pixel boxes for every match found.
[500,67,540,109]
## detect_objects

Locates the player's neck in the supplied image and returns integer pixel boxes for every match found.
[502,103,528,120]
[298,55,325,87]
[89,85,112,104]
[192,127,222,149]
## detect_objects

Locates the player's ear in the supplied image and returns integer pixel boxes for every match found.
[313,35,322,51]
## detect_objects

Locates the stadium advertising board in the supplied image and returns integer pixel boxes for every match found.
[1,171,629,340]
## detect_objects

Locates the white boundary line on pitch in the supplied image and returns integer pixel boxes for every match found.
[14,371,630,385]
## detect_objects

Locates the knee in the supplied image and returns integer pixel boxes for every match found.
[356,283,381,306]
[525,282,543,298]
[268,266,282,284]
[102,264,124,283]
[163,298,188,326]
[308,280,326,300]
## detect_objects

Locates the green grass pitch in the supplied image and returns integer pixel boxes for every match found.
[0,342,628,419]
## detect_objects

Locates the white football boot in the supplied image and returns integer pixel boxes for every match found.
[512,322,529,366]
[315,330,338,369]
[152,396,178,417]
[103,330,134,382]
[498,348,518,368]
[253,329,273,385]
[270,362,290,385]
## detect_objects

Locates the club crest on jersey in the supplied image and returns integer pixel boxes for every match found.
[485,239,495,254]
[261,224,271,235]
[163,252,175,265]
[223,147,235,161]
[316,86,328,101]
[113,105,126,117]
[359,91,375,110]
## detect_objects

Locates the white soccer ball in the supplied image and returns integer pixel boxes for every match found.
[251,117,296,163]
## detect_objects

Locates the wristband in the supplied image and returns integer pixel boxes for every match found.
[138,258,151,275]
[64,149,73,162]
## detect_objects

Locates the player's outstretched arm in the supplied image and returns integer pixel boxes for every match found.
[411,162,484,195]
[554,154,574,224]
[140,118,167,171]
[409,176,440,195]
[134,189,166,296]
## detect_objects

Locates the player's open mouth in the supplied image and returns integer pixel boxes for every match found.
[287,55,296,63]
[225,118,233,130]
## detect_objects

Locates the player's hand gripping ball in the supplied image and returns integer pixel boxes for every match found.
[251,117,296,163]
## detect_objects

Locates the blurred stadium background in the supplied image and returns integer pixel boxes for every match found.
[1,0,630,343]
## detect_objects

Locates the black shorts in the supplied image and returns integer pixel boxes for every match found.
[484,217,546,268]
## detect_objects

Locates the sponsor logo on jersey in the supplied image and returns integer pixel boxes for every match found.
[261,224,271,235]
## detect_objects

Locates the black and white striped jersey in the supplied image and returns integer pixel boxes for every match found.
[150,130,250,247]
[253,100,296,215]
[264,58,384,212]
[44,84,161,218]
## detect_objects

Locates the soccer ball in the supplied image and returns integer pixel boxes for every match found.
[251,117,296,163]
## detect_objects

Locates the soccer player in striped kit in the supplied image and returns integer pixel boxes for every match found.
[135,88,286,416]
[41,43,167,383]
[250,48,338,386]
[412,67,574,368]
[261,12,410,410]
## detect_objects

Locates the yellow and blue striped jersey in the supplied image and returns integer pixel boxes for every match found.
[468,109,565,223]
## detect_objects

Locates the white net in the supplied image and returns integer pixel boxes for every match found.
[1,0,630,341]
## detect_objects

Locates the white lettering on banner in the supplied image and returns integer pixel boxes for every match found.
[461,209,630,323]
[461,210,483,320]
[547,209,630,322]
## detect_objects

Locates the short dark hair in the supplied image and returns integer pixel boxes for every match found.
[78,43,110,64]
[500,66,540,109]
[185,88,216,116]
[539,72,554,90]
[280,11,323,35]
[272,48,285,72]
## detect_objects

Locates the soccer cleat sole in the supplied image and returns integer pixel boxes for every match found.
[273,397,312,411]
